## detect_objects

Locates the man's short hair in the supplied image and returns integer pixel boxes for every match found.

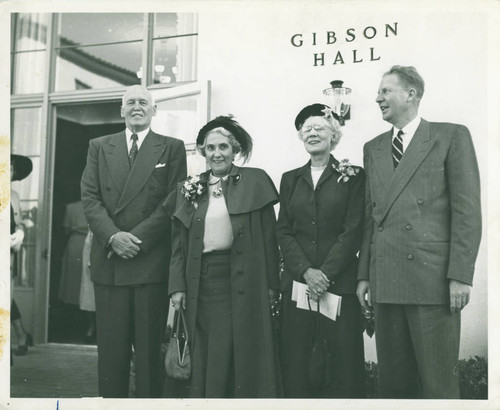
[385,65,425,99]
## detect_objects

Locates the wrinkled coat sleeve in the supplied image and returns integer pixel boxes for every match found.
[166,188,187,295]
[130,139,187,253]
[319,169,365,281]
[445,125,481,284]
[277,174,312,281]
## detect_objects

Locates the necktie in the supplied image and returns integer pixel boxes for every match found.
[129,133,139,164]
[392,129,404,168]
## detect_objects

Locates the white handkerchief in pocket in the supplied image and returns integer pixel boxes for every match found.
[155,163,166,168]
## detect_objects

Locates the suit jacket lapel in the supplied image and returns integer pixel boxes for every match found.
[296,162,314,190]
[371,130,394,192]
[103,131,130,194]
[114,130,166,215]
[379,119,436,222]
[315,155,337,188]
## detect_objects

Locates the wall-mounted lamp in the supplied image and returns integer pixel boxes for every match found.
[323,80,351,125]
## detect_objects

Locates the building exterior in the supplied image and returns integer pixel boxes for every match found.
[11,12,207,345]
[9,7,488,362]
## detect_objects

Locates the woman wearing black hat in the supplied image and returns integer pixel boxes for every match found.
[165,115,281,397]
[11,154,34,356]
[277,104,365,397]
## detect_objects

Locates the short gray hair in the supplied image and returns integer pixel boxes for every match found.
[197,127,242,157]
[298,117,342,151]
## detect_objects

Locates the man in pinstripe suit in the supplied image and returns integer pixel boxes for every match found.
[356,66,482,398]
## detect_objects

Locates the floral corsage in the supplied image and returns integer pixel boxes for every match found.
[333,159,360,183]
[181,174,207,209]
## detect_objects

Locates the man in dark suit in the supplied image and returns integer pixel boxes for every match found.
[81,85,187,397]
[356,66,481,398]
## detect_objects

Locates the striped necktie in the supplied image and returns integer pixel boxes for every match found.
[392,129,404,168]
[129,133,139,164]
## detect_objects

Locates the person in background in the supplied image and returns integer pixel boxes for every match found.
[167,115,281,398]
[356,65,482,398]
[58,200,87,309]
[79,228,96,344]
[277,104,365,398]
[11,154,34,356]
[81,85,187,398]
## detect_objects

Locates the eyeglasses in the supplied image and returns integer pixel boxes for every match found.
[301,125,327,133]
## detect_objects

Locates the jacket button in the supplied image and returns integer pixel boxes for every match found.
[417,199,424,205]
[312,220,316,225]
[238,290,244,295]
[405,224,413,230]
[407,254,414,260]
[312,240,317,245]
[197,218,201,222]
[372,202,376,208]
[378,226,384,232]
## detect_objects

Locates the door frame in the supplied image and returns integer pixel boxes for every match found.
[35,81,211,344]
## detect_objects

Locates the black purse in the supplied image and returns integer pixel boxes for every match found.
[164,309,191,381]
[307,296,332,391]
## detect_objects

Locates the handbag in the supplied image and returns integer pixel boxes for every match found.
[307,296,332,391]
[164,308,191,380]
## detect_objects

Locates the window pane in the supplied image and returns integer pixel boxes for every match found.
[11,107,43,288]
[59,13,143,46]
[151,94,205,175]
[154,13,197,38]
[12,200,38,287]
[152,35,197,85]
[13,13,49,52]
[55,42,142,92]
[11,108,43,156]
[11,13,49,94]
[152,94,199,143]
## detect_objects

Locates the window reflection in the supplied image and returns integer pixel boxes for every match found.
[11,108,43,156]
[59,13,143,46]
[151,13,198,85]
[55,41,142,91]
[152,36,198,84]
[11,107,42,288]
[11,13,49,94]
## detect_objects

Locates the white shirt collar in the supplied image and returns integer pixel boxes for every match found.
[392,116,421,153]
[393,116,421,140]
[125,127,150,150]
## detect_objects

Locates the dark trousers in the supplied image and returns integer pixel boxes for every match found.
[94,282,168,398]
[374,303,461,399]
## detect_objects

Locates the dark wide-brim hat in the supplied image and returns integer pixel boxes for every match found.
[294,103,340,131]
[196,115,253,162]
[11,154,33,181]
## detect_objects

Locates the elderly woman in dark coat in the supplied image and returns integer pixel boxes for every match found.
[166,115,281,398]
[278,104,365,398]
